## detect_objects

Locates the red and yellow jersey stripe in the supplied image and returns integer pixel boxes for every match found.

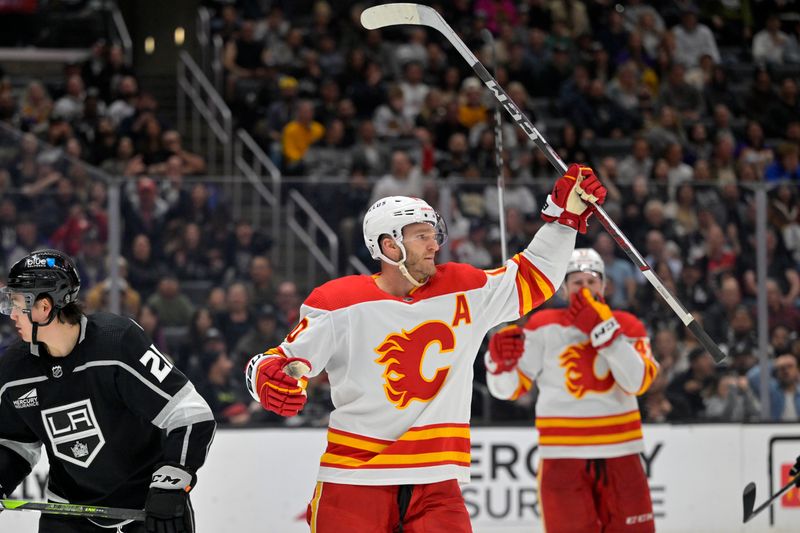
[536,410,643,447]
[511,253,555,316]
[320,423,471,470]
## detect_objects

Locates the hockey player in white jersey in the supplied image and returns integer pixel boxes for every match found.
[245,164,607,532]
[486,248,659,533]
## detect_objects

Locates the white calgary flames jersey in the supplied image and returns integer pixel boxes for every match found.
[260,224,576,485]
[486,309,658,459]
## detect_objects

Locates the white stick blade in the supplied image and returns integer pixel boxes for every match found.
[361,3,421,30]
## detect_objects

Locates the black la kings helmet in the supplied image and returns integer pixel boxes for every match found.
[1,249,81,327]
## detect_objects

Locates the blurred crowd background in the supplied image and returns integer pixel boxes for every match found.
[0,0,799,428]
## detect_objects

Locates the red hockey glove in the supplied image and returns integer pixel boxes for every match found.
[245,354,310,416]
[541,164,607,233]
[567,288,621,349]
[487,325,525,374]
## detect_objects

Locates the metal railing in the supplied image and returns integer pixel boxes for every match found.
[176,50,232,178]
[286,189,339,290]
[233,128,282,263]
[196,7,224,93]
[108,1,132,64]
[348,255,372,275]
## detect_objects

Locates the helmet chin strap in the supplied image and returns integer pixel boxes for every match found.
[378,241,427,288]
[26,307,58,352]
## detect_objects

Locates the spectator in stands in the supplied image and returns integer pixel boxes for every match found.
[244,255,275,309]
[211,4,241,43]
[259,74,299,157]
[136,303,168,354]
[122,176,169,248]
[216,281,255,349]
[281,99,325,175]
[766,278,800,333]
[149,129,207,176]
[305,118,351,179]
[766,77,800,139]
[6,217,45,269]
[369,150,424,205]
[146,275,194,328]
[168,222,213,281]
[74,229,107,291]
[747,353,800,422]
[234,303,283,368]
[667,347,716,420]
[19,80,52,134]
[107,75,138,127]
[85,256,141,317]
[652,328,687,383]
[350,120,390,176]
[671,6,720,69]
[196,347,252,426]
[96,43,135,102]
[372,84,414,140]
[399,61,430,122]
[752,13,791,65]
[225,219,272,282]
[457,76,489,129]
[741,228,800,304]
[176,307,216,373]
[53,74,85,124]
[738,120,774,176]
[455,218,492,269]
[645,105,686,158]
[223,19,270,100]
[704,371,760,422]
[617,136,654,188]
[765,142,800,182]
[660,62,705,121]
[274,280,301,327]
[127,233,167,300]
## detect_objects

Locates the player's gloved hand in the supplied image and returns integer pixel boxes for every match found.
[541,164,607,233]
[487,325,525,374]
[245,353,310,416]
[145,464,196,533]
[791,456,800,487]
[568,288,621,349]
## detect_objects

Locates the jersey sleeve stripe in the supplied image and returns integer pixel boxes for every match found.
[152,382,215,434]
[73,361,171,401]
[0,376,48,408]
[0,438,41,467]
[512,253,555,315]
[179,425,192,466]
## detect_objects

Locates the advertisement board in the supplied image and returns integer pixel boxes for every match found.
[5,425,800,532]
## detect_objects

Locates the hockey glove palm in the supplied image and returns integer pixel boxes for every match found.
[487,325,525,374]
[246,354,310,416]
[568,288,621,349]
[541,164,607,233]
[145,464,196,533]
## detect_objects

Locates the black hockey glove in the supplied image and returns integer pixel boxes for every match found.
[145,464,197,533]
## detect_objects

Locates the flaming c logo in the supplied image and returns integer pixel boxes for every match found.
[374,321,454,409]
[560,341,615,398]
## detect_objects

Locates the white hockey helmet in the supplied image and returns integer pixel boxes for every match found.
[363,196,447,265]
[566,248,605,280]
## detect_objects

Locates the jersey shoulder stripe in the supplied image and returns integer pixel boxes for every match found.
[524,308,569,330]
[304,275,390,311]
[412,262,487,299]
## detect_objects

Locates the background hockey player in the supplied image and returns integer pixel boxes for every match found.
[486,247,659,533]
[0,249,215,533]
[245,164,607,532]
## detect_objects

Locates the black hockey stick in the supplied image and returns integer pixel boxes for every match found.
[362,3,726,363]
[0,498,145,521]
[742,473,800,523]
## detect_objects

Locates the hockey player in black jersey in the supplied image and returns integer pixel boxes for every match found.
[0,249,216,533]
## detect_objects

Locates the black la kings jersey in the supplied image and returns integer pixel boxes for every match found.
[0,312,216,510]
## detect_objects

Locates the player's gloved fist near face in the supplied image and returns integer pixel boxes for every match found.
[541,164,607,233]
[568,288,621,349]
[488,325,525,374]
[145,464,196,533]
[246,354,311,416]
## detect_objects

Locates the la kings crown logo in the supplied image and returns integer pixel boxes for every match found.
[41,399,105,467]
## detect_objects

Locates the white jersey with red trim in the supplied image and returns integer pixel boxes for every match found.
[486,308,658,459]
[252,223,576,486]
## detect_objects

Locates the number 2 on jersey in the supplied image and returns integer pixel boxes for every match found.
[139,344,174,382]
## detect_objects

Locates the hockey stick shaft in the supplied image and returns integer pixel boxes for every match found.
[362,3,725,363]
[0,499,145,521]
[743,474,800,523]
[482,29,508,262]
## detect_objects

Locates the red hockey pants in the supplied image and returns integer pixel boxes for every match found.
[539,454,655,533]
[306,479,472,532]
